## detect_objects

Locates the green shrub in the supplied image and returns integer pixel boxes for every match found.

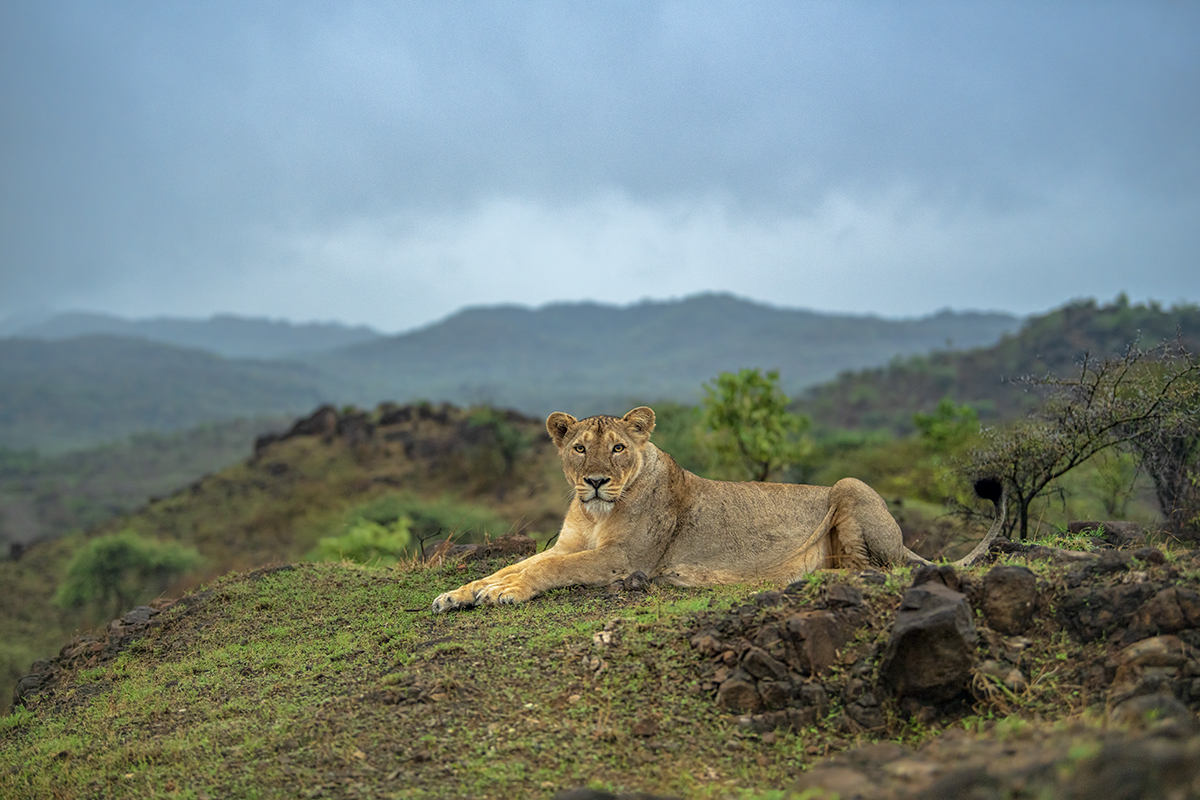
[310,493,512,563]
[311,517,413,565]
[55,531,204,616]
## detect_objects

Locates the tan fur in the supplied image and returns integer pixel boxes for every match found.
[431,406,910,612]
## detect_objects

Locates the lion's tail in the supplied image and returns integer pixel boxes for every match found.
[902,479,1008,568]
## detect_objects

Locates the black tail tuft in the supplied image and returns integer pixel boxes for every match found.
[973,477,1003,504]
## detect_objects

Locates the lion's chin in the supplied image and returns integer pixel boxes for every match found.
[582,498,616,516]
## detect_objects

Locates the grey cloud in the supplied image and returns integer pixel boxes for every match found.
[1,1,1197,320]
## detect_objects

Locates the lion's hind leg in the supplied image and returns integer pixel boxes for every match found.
[827,477,904,569]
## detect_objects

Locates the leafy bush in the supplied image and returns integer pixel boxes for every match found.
[311,517,413,565]
[964,344,1200,540]
[309,492,513,563]
[55,531,203,616]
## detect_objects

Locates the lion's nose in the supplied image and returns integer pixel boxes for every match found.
[584,476,610,490]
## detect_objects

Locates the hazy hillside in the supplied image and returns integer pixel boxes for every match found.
[0,336,327,453]
[2,311,381,358]
[800,296,1200,433]
[316,294,1021,415]
[0,417,291,551]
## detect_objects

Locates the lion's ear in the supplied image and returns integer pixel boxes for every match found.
[622,407,656,441]
[546,412,578,447]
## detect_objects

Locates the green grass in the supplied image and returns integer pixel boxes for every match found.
[0,560,803,799]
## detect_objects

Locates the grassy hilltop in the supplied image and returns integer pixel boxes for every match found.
[6,545,1200,798]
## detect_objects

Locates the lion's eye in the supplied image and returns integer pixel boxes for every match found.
[613,444,625,453]
[573,444,585,454]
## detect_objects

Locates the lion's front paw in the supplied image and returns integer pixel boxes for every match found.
[478,575,535,606]
[431,586,478,613]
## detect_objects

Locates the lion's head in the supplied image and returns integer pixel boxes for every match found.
[546,406,656,515]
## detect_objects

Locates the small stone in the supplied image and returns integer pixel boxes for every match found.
[799,683,830,717]
[785,610,850,675]
[753,590,784,607]
[631,718,659,737]
[624,571,650,592]
[1115,635,1188,669]
[716,678,763,713]
[757,680,791,711]
[826,585,864,608]
[689,629,724,655]
[1132,547,1166,565]
[982,565,1037,635]
[742,647,790,682]
[786,706,817,730]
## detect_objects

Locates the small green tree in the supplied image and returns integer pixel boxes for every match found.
[702,368,811,481]
[55,531,204,617]
[311,516,414,565]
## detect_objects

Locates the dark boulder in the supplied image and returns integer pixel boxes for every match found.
[1068,520,1147,548]
[880,582,977,703]
[716,675,763,713]
[1059,582,1156,642]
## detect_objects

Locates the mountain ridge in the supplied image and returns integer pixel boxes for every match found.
[315,293,1022,414]
[0,311,381,359]
[0,295,1023,453]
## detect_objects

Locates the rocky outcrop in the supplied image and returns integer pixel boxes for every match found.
[689,544,1200,739]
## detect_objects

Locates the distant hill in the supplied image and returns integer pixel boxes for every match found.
[2,311,381,358]
[0,336,327,453]
[799,297,1200,433]
[314,294,1021,415]
[0,295,1024,453]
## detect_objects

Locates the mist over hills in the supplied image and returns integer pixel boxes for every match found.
[0,295,1024,453]
[0,311,381,359]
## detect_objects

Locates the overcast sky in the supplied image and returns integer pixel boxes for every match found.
[1,2,1197,332]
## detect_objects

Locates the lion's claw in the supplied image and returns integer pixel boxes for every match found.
[431,589,476,613]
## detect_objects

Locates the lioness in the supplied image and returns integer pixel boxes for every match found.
[434,406,1002,613]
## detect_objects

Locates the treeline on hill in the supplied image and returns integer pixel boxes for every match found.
[800,295,1200,434]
